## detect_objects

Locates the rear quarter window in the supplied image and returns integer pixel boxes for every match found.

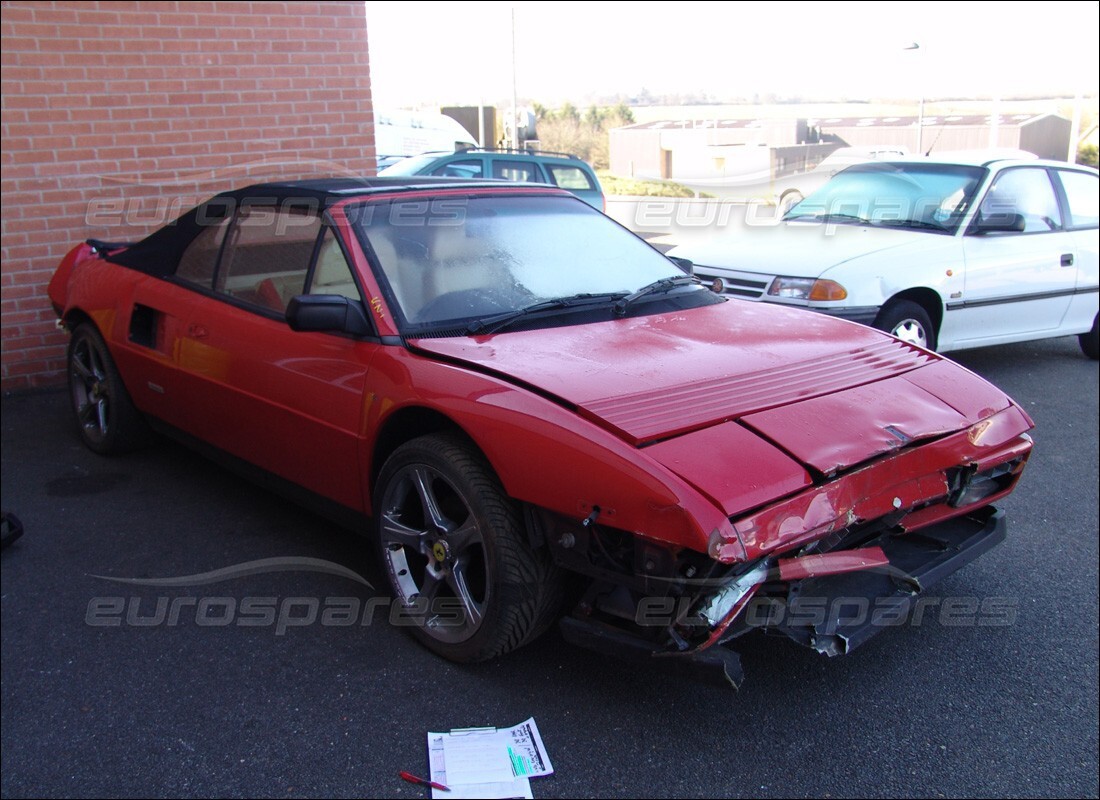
[176,217,230,286]
[545,164,595,191]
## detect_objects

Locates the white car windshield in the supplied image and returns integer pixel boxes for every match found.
[350,194,698,332]
[786,162,987,234]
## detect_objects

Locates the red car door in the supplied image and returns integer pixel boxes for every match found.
[174,207,376,512]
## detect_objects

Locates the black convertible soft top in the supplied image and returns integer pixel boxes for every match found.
[99,176,542,276]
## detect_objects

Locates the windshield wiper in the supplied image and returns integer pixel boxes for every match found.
[465,292,624,335]
[784,212,870,225]
[612,275,697,316]
[873,218,948,232]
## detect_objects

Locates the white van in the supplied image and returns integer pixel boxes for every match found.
[374,111,478,168]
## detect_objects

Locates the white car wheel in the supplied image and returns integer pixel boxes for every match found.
[875,300,937,351]
[892,318,929,347]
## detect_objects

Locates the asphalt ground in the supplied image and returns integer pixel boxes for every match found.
[2,335,1097,799]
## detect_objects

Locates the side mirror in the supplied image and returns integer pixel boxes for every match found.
[668,255,694,275]
[969,210,1026,234]
[286,295,372,336]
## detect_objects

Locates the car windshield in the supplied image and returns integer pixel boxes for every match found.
[376,154,452,177]
[349,194,696,333]
[785,162,987,234]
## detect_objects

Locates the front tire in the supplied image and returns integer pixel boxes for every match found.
[373,433,561,662]
[874,300,937,351]
[1080,313,1099,360]
[67,323,151,454]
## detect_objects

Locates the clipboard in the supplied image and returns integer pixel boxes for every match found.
[427,717,552,799]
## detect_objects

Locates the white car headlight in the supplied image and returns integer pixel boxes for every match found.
[767,277,848,302]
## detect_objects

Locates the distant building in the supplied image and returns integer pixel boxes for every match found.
[816,113,1070,159]
[609,113,1072,182]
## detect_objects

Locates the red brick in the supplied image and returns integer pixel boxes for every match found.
[46,94,93,110]
[36,36,85,53]
[4,94,50,110]
[29,7,82,24]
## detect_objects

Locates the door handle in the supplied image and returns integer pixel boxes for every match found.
[187,323,209,339]
[1061,253,1074,267]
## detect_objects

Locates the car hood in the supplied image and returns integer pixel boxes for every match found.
[669,221,950,278]
[412,302,1017,515]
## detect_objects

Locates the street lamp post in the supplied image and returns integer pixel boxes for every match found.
[904,42,925,155]
[511,7,518,148]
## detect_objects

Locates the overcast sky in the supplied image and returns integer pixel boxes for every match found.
[365,0,1099,109]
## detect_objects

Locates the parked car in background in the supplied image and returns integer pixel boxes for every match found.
[669,156,1099,358]
[49,177,1035,687]
[379,148,605,210]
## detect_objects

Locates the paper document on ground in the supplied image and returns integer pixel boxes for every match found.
[428,732,532,800]
[427,717,552,799]
[502,717,553,777]
[443,730,514,784]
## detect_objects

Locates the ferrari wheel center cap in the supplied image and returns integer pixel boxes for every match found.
[432,541,449,563]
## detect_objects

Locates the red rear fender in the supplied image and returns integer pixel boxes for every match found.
[47,242,98,316]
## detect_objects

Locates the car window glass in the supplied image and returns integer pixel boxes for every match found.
[492,160,543,182]
[790,163,984,233]
[357,195,684,328]
[308,228,362,301]
[217,207,322,313]
[378,153,448,176]
[545,165,594,191]
[430,159,483,178]
[1056,170,1099,229]
[176,216,231,287]
[980,168,1062,233]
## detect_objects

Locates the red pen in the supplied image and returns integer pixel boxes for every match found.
[399,770,450,792]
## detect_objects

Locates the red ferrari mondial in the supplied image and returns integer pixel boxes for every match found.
[48,178,1033,686]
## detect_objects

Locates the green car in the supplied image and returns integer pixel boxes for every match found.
[379,148,605,211]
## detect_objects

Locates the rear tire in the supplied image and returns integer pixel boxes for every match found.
[67,323,151,454]
[373,433,562,662]
[1080,313,1099,360]
[874,300,937,351]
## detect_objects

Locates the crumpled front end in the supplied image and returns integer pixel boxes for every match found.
[558,505,1007,688]
[549,403,1032,689]
[554,504,1018,689]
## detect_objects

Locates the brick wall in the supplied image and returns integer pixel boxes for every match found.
[1,0,375,391]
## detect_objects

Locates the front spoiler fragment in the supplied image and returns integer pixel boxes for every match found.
[771,505,1006,657]
[558,505,1007,689]
[559,615,747,689]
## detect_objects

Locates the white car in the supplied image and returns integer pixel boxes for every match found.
[669,156,1099,359]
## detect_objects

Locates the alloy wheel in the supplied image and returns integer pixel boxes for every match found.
[378,464,490,644]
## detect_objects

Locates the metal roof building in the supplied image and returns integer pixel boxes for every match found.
[609,113,1072,181]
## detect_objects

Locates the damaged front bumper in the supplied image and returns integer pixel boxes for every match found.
[558,505,1006,688]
